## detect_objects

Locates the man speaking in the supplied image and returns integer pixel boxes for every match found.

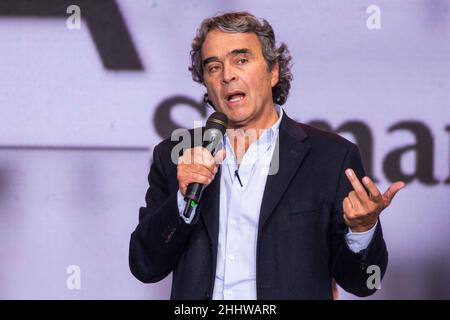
[129,11,405,299]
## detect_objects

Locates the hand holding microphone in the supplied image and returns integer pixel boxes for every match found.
[176,112,228,218]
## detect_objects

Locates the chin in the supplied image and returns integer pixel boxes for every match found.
[219,107,251,126]
[227,112,247,122]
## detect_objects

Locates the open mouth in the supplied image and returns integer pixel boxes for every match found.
[225,91,246,103]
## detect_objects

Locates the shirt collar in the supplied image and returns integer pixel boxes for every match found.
[222,105,284,167]
[223,104,284,145]
[264,104,283,145]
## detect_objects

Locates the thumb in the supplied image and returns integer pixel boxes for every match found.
[382,181,405,206]
[214,148,226,165]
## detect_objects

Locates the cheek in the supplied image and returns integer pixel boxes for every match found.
[205,82,219,98]
[253,69,274,91]
[254,78,272,99]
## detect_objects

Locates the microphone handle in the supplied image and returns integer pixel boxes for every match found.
[182,128,223,219]
[185,182,203,203]
[183,182,203,219]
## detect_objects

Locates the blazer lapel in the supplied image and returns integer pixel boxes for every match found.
[258,114,311,234]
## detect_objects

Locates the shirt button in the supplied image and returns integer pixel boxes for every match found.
[348,240,353,245]
[228,254,235,261]
[231,219,237,225]
[226,289,233,296]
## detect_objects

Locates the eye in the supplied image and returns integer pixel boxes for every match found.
[208,65,221,73]
[237,58,248,64]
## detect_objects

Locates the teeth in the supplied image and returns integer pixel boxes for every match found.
[229,95,244,102]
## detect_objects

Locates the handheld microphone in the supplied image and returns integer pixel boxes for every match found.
[182,112,228,219]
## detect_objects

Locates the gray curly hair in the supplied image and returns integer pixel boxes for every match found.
[189,11,293,106]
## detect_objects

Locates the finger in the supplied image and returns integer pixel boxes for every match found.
[343,198,357,227]
[361,176,382,202]
[202,147,216,165]
[192,147,215,166]
[179,163,213,182]
[202,148,221,175]
[179,149,193,165]
[343,197,355,216]
[383,181,406,206]
[345,168,369,202]
[185,147,208,165]
[190,164,215,180]
[179,183,187,196]
[214,148,227,165]
[187,173,212,186]
[348,191,363,210]
[186,148,217,177]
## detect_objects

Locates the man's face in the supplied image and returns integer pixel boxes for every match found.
[201,29,279,129]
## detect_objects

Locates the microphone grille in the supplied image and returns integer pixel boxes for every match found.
[206,112,228,134]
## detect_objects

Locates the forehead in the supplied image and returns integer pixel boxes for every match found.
[201,29,263,59]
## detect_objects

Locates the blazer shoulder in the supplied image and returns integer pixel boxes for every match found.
[298,122,356,151]
[152,127,201,162]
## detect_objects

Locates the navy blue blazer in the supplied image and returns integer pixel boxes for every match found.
[129,113,388,299]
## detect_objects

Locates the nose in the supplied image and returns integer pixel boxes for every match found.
[221,63,237,84]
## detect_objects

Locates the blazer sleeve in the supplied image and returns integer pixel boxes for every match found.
[330,143,388,297]
[128,143,199,283]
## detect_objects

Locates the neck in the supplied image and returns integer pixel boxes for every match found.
[227,105,279,165]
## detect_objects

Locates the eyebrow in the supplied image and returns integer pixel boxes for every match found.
[202,48,252,67]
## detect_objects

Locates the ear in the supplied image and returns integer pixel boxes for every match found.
[270,61,279,87]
